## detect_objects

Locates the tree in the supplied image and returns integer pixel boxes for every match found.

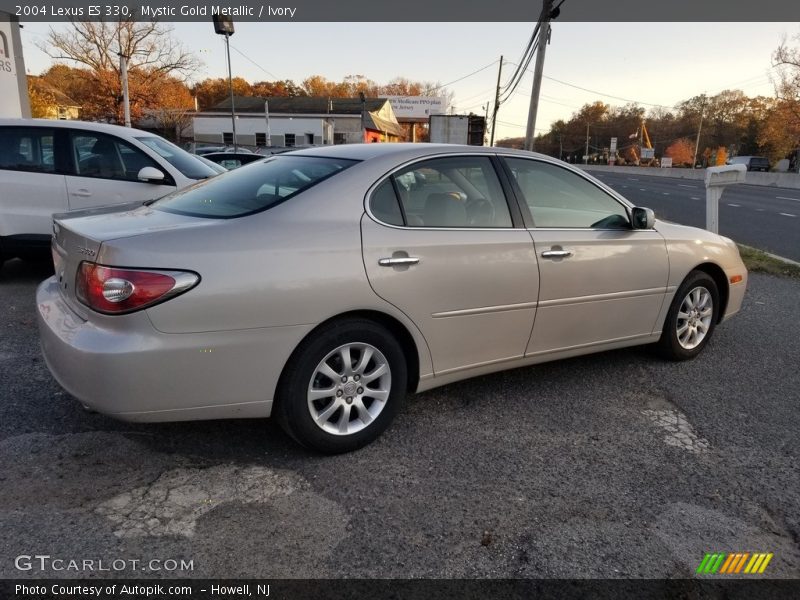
[251,80,306,98]
[192,77,253,110]
[40,19,200,123]
[665,138,695,167]
[770,31,800,164]
[27,77,57,118]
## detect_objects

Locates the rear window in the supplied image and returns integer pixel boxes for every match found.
[152,155,357,218]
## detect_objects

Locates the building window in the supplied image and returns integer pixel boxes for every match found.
[306,133,314,145]
[334,133,346,145]
[285,133,295,147]
[222,132,234,145]
[255,133,266,146]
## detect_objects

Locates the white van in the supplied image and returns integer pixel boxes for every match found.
[0,119,219,267]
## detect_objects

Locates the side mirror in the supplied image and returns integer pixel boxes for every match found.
[137,166,166,183]
[631,207,655,229]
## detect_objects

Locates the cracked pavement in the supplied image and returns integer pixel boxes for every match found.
[1,258,799,579]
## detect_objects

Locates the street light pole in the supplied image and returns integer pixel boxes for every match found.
[224,32,237,152]
[213,15,237,151]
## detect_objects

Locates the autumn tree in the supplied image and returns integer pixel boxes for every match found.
[665,138,695,166]
[27,78,57,118]
[40,19,200,123]
[767,30,800,166]
[192,77,253,110]
[251,80,306,98]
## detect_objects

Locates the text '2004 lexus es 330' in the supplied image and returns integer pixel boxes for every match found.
[37,144,747,453]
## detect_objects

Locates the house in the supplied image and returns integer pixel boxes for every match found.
[27,76,81,120]
[193,96,406,147]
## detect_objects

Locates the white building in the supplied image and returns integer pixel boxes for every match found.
[193,96,405,148]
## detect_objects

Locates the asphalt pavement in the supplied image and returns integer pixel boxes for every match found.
[1,258,799,579]
[587,170,800,261]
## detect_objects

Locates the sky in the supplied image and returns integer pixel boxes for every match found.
[18,21,799,141]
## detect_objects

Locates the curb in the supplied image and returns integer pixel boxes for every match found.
[737,244,800,267]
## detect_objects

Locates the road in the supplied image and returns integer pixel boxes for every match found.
[587,171,800,262]
[1,258,799,580]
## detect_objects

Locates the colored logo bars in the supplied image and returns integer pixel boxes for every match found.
[696,552,773,575]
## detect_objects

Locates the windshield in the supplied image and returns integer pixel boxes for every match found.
[151,155,357,219]
[135,136,219,180]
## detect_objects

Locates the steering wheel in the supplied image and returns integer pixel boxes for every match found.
[465,197,495,226]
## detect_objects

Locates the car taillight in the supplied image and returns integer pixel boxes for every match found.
[76,262,199,314]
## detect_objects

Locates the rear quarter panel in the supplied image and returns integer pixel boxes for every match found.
[97,168,434,377]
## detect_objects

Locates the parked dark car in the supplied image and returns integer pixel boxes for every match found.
[727,156,770,172]
[201,152,266,170]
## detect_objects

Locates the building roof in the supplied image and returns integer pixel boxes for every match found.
[28,77,81,108]
[208,96,390,115]
[207,95,405,138]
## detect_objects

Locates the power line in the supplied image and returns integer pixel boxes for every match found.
[425,60,500,93]
[229,43,281,80]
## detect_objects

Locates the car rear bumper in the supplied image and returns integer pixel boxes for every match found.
[36,277,313,422]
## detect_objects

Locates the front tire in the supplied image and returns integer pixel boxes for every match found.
[275,318,407,453]
[657,270,719,361]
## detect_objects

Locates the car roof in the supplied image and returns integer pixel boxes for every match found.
[290,142,551,162]
[0,118,155,140]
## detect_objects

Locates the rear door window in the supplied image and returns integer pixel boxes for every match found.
[0,127,56,173]
[372,156,513,228]
[153,155,357,218]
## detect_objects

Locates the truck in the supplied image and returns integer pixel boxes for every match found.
[428,114,486,145]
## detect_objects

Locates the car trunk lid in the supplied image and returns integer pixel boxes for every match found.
[52,205,216,318]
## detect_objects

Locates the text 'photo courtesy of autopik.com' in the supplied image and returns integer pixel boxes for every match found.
[1,0,799,598]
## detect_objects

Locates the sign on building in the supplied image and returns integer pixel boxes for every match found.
[386,96,446,121]
[0,12,29,118]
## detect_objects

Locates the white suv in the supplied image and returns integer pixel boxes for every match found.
[0,119,219,268]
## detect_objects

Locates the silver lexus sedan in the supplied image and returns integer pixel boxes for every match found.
[37,144,747,453]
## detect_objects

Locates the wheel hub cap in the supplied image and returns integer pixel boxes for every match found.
[676,286,713,350]
[307,342,392,436]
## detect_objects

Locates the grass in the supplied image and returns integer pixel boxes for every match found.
[737,244,800,280]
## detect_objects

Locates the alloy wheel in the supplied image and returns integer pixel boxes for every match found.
[307,343,392,436]
[676,286,714,350]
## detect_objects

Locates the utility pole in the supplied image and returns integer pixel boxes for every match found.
[118,53,131,128]
[638,121,644,166]
[584,122,589,165]
[117,24,131,127]
[489,55,503,147]
[525,0,555,151]
[359,92,367,142]
[692,94,707,169]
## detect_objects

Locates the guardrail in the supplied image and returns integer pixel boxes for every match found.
[578,164,800,190]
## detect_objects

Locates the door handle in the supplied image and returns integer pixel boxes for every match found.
[71,189,91,197]
[379,257,420,267]
[541,249,572,258]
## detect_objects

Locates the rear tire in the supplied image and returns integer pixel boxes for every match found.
[657,270,719,361]
[275,318,407,454]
